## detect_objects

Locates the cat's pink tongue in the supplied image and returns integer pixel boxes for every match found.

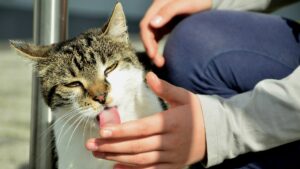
[99,107,121,128]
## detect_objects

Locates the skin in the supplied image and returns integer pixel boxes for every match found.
[140,0,212,67]
[86,1,213,168]
[86,72,206,169]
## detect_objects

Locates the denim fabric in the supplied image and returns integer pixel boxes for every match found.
[158,10,300,169]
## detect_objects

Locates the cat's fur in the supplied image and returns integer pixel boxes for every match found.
[11,3,163,169]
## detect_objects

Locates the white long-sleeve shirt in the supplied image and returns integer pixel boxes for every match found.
[200,0,300,167]
[200,66,300,167]
[213,0,272,11]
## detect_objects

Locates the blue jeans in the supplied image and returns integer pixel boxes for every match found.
[158,10,300,169]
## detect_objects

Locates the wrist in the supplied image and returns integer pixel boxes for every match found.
[188,93,207,164]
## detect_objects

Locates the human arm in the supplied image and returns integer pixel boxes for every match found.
[86,67,300,168]
[212,0,271,11]
[140,0,212,67]
[86,72,207,169]
[213,0,298,11]
[140,0,273,67]
[201,66,300,167]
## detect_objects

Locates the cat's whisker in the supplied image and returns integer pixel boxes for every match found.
[56,113,82,146]
[60,111,86,144]
[83,108,97,139]
[36,108,85,161]
[89,117,93,139]
[57,114,84,157]
[83,116,90,139]
[39,107,85,139]
[39,110,77,139]
[41,113,81,158]
[55,107,94,150]
[66,114,86,149]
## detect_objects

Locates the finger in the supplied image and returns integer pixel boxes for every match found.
[86,134,169,153]
[146,72,190,106]
[94,151,170,166]
[113,163,180,169]
[150,1,189,28]
[139,26,158,59]
[98,112,166,139]
[150,0,211,28]
[152,53,165,68]
[140,0,170,58]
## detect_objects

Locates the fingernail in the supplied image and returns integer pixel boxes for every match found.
[155,56,165,67]
[151,72,159,83]
[146,72,158,85]
[101,129,112,138]
[151,16,163,26]
[86,142,98,151]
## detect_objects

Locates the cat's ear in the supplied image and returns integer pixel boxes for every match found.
[10,40,52,61]
[103,2,129,43]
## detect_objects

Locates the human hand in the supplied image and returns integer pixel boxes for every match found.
[140,0,212,67]
[86,72,206,169]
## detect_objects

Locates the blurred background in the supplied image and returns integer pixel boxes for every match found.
[0,0,299,169]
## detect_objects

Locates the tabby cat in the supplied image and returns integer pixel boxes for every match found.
[11,3,163,169]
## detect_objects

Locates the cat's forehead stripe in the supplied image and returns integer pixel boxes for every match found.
[72,44,86,59]
[73,57,83,71]
[84,35,94,47]
[68,67,76,77]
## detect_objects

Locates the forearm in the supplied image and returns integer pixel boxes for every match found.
[199,66,300,167]
[212,0,271,11]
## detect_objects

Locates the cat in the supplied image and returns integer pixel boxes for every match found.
[10,2,164,169]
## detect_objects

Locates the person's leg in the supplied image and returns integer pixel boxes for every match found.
[160,10,300,98]
[159,10,300,169]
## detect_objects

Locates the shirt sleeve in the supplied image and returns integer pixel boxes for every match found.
[212,0,271,11]
[199,66,300,167]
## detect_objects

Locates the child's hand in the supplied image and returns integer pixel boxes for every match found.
[140,0,212,67]
[86,72,206,169]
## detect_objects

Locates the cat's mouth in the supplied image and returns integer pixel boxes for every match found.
[95,106,121,128]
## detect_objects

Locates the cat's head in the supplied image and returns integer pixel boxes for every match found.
[10,3,147,124]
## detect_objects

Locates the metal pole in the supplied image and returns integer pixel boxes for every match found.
[30,0,68,169]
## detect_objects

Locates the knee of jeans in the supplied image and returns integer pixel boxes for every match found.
[161,13,220,88]
[163,11,232,68]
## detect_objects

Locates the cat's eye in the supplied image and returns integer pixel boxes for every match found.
[104,62,119,75]
[65,81,83,88]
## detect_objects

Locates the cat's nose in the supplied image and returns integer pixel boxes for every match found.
[93,94,106,104]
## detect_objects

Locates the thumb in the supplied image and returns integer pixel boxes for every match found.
[146,72,190,106]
